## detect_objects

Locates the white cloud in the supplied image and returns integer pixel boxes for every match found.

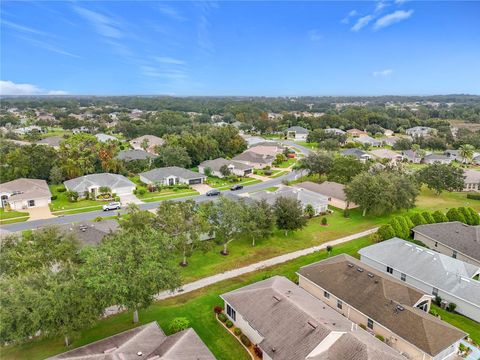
[0,80,68,95]
[341,10,358,24]
[373,69,393,77]
[351,15,374,32]
[154,56,186,65]
[73,6,123,39]
[157,4,187,21]
[375,2,388,13]
[308,29,323,41]
[373,10,414,30]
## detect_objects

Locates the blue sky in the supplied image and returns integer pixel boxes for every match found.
[1,1,479,96]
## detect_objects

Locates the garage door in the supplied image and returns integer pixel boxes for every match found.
[115,186,134,195]
[189,178,203,185]
[244,169,253,175]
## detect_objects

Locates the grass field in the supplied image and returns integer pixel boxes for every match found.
[207,176,263,190]
[0,207,29,221]
[140,190,199,203]
[275,157,296,168]
[253,169,282,177]
[49,185,110,213]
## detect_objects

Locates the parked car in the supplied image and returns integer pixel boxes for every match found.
[206,189,221,196]
[103,202,121,211]
[230,184,244,191]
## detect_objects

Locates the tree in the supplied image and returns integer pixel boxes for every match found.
[467,207,480,225]
[394,216,410,238]
[58,133,100,179]
[377,224,395,241]
[242,199,276,246]
[274,197,307,236]
[328,156,366,184]
[432,210,449,223]
[82,229,180,323]
[446,208,466,223]
[410,213,427,226]
[459,144,475,164]
[304,204,315,218]
[201,196,246,255]
[417,164,465,195]
[403,216,415,229]
[299,152,333,178]
[422,212,435,224]
[219,164,232,177]
[49,165,64,184]
[458,207,473,225]
[120,203,155,232]
[156,145,192,168]
[390,218,404,239]
[155,200,207,266]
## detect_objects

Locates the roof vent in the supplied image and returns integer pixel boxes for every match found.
[348,263,354,268]
[307,320,318,329]
[273,295,282,302]
[357,268,364,272]
[367,273,374,278]
[137,351,143,356]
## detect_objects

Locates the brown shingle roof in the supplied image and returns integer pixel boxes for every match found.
[298,255,466,357]
[0,178,52,202]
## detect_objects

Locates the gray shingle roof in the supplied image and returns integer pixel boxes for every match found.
[140,167,206,182]
[295,181,348,202]
[464,169,480,184]
[359,238,480,307]
[249,186,328,208]
[413,222,480,262]
[232,151,275,164]
[0,178,52,201]
[286,126,309,134]
[340,148,370,159]
[199,157,252,171]
[298,254,467,357]
[64,173,135,193]
[221,276,405,360]
[95,133,117,142]
[47,322,215,360]
[58,220,120,247]
[116,149,158,161]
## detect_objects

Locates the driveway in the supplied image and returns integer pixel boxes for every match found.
[24,206,55,221]
[119,193,143,206]
[191,183,213,195]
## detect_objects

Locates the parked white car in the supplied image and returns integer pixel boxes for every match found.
[103,202,121,211]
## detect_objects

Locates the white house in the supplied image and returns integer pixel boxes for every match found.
[463,169,480,192]
[0,178,52,210]
[64,173,135,197]
[139,167,206,186]
[406,126,435,138]
[198,158,253,178]
[359,238,480,323]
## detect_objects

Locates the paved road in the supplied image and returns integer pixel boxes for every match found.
[1,170,306,232]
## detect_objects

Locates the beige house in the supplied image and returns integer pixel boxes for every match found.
[463,169,480,192]
[347,128,368,137]
[294,181,358,210]
[369,149,404,164]
[0,178,52,210]
[221,276,406,360]
[199,158,253,178]
[413,222,480,267]
[129,135,165,154]
[232,151,275,169]
[297,255,466,360]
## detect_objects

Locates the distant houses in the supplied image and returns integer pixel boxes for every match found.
[232,151,275,169]
[401,150,423,163]
[95,133,117,142]
[58,219,120,247]
[37,136,63,149]
[0,178,52,210]
[129,135,165,154]
[369,149,403,163]
[286,126,309,140]
[353,136,382,147]
[406,126,435,138]
[346,128,367,138]
[64,173,136,197]
[140,166,206,186]
[422,154,453,165]
[199,158,253,178]
[340,148,372,162]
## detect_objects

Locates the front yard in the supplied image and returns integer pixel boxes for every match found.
[206,176,262,190]
[253,168,282,177]
[274,157,297,168]
[0,208,29,224]
[49,185,111,215]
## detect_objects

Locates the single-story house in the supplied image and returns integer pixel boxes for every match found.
[346,128,368,138]
[294,181,358,210]
[353,136,382,147]
[359,238,480,322]
[221,276,405,360]
[324,128,346,135]
[129,135,165,154]
[401,150,423,163]
[232,151,275,169]
[473,155,480,165]
[297,254,467,360]
[248,186,328,215]
[0,178,52,210]
[13,125,43,135]
[340,148,373,162]
[369,149,404,163]
[422,154,453,165]
[248,144,284,157]
[58,219,120,247]
[116,149,158,161]
[241,135,267,148]
[37,136,63,149]
[464,169,480,192]
[412,222,480,267]
[382,136,400,147]
[140,166,206,186]
[64,173,136,197]
[47,321,215,360]
[406,126,435,138]
[95,133,117,142]
[286,126,309,140]
[72,126,90,134]
[199,158,253,178]
[445,150,480,164]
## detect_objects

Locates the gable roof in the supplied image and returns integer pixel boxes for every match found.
[233,150,275,164]
[0,178,52,201]
[423,154,451,161]
[95,133,117,142]
[221,276,405,360]
[116,149,158,161]
[140,167,206,182]
[64,173,135,193]
[286,126,309,134]
[130,135,165,146]
[341,148,371,159]
[369,149,403,160]
[413,222,480,262]
[297,254,466,357]
[249,186,328,208]
[199,157,252,171]
[359,238,480,307]
[47,322,215,360]
[402,150,423,160]
[295,181,348,202]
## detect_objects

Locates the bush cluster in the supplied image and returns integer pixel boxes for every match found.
[466,193,480,200]
[240,334,251,347]
[218,313,227,322]
[225,320,233,328]
[234,328,242,336]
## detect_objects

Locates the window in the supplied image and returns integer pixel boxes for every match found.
[28,200,35,207]
[452,250,457,259]
[401,273,406,282]
[432,288,438,296]
[323,291,330,299]
[226,304,236,321]
[337,300,343,309]
[417,300,429,312]
[367,318,374,330]
[386,266,393,274]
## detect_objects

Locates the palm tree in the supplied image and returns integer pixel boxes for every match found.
[459,144,475,165]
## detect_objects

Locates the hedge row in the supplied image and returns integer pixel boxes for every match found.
[377,206,480,241]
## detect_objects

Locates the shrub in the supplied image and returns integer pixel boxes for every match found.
[304,204,315,218]
[403,215,414,229]
[422,212,435,224]
[326,245,333,254]
[434,296,442,306]
[467,207,480,225]
[169,317,190,333]
[447,302,457,312]
[377,224,395,241]
[446,208,466,223]
[225,320,233,328]
[343,208,350,218]
[136,187,146,196]
[395,216,410,238]
[410,213,427,226]
[458,207,473,225]
[359,324,367,330]
[234,328,242,336]
[321,217,328,226]
[94,216,103,222]
[253,345,263,358]
[66,190,79,202]
[390,218,404,239]
[429,309,439,317]
[213,306,223,314]
[466,193,480,200]
[240,334,251,347]
[264,170,273,176]
[375,335,385,342]
[432,210,449,223]
[56,186,67,193]
[218,313,227,322]
[51,195,57,201]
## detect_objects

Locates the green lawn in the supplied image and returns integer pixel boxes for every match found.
[0,237,372,360]
[49,185,110,213]
[140,190,199,203]
[296,141,318,149]
[432,305,479,345]
[270,170,289,178]
[250,186,279,193]
[0,207,29,221]
[275,157,297,168]
[416,187,480,212]
[206,176,262,190]
[253,169,282,177]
